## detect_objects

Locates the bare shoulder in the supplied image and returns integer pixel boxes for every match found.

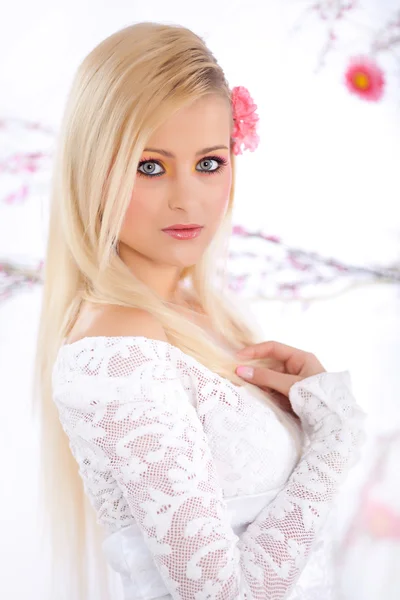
[66,302,169,344]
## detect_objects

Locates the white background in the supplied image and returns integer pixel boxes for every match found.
[1,1,400,599]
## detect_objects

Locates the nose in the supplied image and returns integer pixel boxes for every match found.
[168,171,200,211]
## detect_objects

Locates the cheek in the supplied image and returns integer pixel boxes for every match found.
[119,187,159,245]
[123,187,157,228]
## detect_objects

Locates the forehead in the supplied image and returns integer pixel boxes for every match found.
[147,95,232,147]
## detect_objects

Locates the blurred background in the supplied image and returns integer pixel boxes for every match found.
[0,1,399,599]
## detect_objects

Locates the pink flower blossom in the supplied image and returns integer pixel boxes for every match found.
[4,184,29,204]
[231,86,260,155]
[345,56,385,102]
[232,225,246,235]
[362,499,400,539]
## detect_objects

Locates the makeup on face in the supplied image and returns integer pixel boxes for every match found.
[136,150,229,179]
[135,148,230,241]
[162,226,204,240]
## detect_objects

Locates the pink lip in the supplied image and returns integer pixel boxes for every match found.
[162,224,202,230]
[162,227,203,240]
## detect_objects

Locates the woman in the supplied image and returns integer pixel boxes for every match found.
[33,21,366,600]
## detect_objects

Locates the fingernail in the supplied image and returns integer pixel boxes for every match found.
[236,366,254,379]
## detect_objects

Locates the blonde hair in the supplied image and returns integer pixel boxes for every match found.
[33,21,289,600]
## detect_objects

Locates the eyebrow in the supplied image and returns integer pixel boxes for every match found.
[143,145,229,158]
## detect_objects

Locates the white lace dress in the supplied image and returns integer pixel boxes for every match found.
[52,336,366,600]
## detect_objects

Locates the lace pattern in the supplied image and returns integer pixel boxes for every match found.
[53,336,366,600]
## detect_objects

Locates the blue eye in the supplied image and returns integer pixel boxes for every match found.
[137,160,164,177]
[137,155,228,178]
[196,158,221,173]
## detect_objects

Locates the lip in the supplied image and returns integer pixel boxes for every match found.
[162,224,203,230]
[162,226,203,240]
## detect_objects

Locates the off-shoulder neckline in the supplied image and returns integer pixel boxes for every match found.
[62,334,185,351]
[61,334,235,360]
[58,335,304,431]
[59,334,246,390]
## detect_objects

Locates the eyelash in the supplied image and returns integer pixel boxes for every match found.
[136,155,229,178]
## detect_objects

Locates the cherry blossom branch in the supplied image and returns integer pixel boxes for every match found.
[0,117,54,204]
[0,260,43,302]
[292,1,400,78]
[371,9,400,57]
[290,0,360,71]
[1,227,399,305]
[1,118,399,304]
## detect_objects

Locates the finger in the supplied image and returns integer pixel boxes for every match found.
[237,341,308,376]
[237,340,296,360]
[236,365,302,396]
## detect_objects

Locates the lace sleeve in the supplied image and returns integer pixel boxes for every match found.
[77,360,365,600]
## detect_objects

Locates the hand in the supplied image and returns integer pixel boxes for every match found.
[235,340,326,399]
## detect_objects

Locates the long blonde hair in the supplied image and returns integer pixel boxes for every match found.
[33,21,286,600]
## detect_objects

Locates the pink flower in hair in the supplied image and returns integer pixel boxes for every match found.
[231,86,260,155]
